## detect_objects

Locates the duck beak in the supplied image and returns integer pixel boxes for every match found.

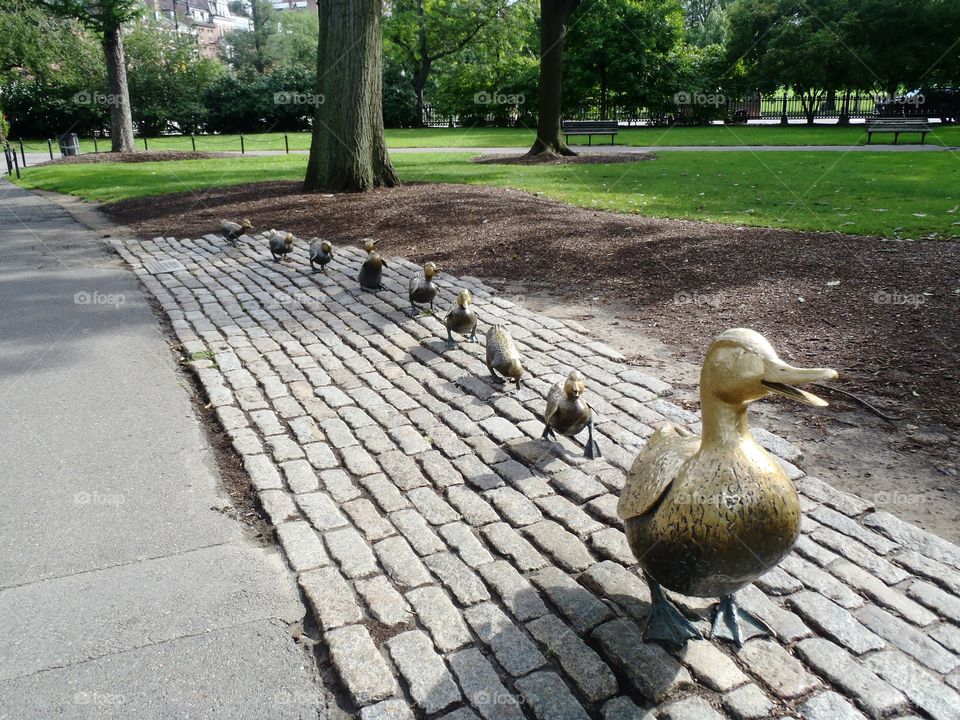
[761,359,839,407]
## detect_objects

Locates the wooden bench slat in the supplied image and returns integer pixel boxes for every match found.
[864,117,930,145]
[561,120,619,146]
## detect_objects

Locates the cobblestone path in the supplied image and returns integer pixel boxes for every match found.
[114,232,960,720]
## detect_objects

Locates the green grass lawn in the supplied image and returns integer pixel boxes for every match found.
[14,123,960,155]
[13,151,960,238]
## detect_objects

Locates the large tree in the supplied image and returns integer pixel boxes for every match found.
[385,0,511,126]
[304,0,398,192]
[564,0,684,119]
[40,0,138,151]
[528,0,581,158]
[226,0,279,75]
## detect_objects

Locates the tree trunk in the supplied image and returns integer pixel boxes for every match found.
[527,0,580,158]
[304,0,399,192]
[103,24,135,153]
[413,60,431,128]
[599,64,607,119]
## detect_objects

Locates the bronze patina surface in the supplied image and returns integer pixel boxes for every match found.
[618,328,838,646]
[542,369,601,458]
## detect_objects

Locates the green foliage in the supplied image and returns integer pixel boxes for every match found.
[0,0,107,137]
[427,0,539,125]
[726,0,960,114]
[125,21,224,135]
[266,10,317,69]
[384,0,515,122]
[38,0,142,33]
[383,56,419,127]
[564,0,686,118]
[225,0,279,74]
[204,65,316,133]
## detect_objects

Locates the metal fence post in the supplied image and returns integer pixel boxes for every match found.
[19,139,25,166]
[12,147,20,179]
[3,145,11,175]
[143,137,148,151]
[284,133,289,154]
[48,138,54,160]
[93,136,98,153]
[780,94,789,125]
[191,134,196,151]
[240,133,245,154]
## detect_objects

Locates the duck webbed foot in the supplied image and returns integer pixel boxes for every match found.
[642,576,703,649]
[584,421,602,459]
[541,425,557,441]
[710,594,770,648]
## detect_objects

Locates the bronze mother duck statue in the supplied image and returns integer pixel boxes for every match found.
[617,328,838,648]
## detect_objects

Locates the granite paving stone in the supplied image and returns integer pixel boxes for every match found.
[464,602,546,677]
[593,619,694,702]
[424,552,490,605]
[523,520,596,572]
[736,639,821,699]
[325,624,399,706]
[448,648,526,720]
[659,696,726,720]
[439,522,495,567]
[406,586,473,652]
[325,526,380,578]
[514,671,591,720]
[527,613,618,702]
[855,604,958,673]
[375,536,433,588]
[275,520,329,572]
[531,566,613,632]
[799,691,867,720]
[356,576,414,627]
[299,565,362,629]
[786,591,885,654]
[386,630,461,714]
[720,683,775,720]
[123,237,960,720]
[342,499,395,542]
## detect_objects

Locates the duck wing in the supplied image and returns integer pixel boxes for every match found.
[544,382,563,425]
[618,425,700,520]
[408,272,423,294]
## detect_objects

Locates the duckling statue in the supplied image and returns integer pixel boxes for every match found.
[543,370,601,458]
[309,238,333,273]
[358,238,386,291]
[486,325,524,390]
[409,262,442,315]
[617,328,838,649]
[444,289,478,345]
[220,218,253,246]
[268,230,295,262]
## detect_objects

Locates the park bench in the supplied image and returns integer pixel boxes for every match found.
[865,117,931,145]
[562,120,618,145]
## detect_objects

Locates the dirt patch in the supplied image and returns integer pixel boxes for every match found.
[473,151,655,165]
[44,150,234,165]
[101,180,960,540]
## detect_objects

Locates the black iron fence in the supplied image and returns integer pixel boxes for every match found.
[422,90,959,127]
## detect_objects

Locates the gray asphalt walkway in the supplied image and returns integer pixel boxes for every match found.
[0,179,334,719]
[16,141,953,166]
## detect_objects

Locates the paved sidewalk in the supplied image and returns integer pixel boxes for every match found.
[0,180,334,719]
[111,227,960,719]
[17,141,954,166]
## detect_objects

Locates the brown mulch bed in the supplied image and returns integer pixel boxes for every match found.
[44,151,233,165]
[102,180,960,445]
